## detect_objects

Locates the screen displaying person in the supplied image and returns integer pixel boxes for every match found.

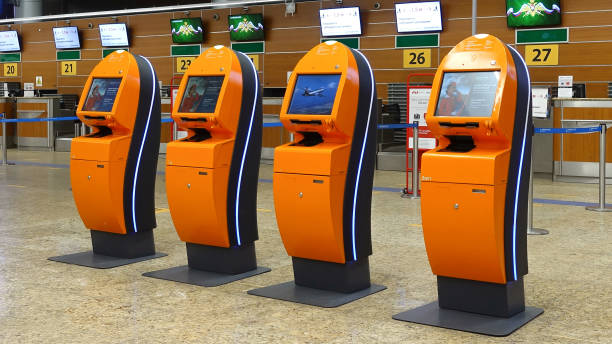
[180,83,203,113]
[437,81,465,116]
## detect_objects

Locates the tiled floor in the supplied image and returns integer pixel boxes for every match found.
[0,150,610,343]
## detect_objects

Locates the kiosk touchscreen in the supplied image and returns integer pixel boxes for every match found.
[247,41,386,308]
[393,35,542,336]
[49,50,165,268]
[143,45,270,287]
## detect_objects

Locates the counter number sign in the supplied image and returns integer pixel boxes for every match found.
[525,44,558,66]
[61,61,77,76]
[403,49,431,68]
[176,56,196,73]
[3,63,18,77]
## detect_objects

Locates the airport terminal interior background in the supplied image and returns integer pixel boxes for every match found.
[0,0,611,343]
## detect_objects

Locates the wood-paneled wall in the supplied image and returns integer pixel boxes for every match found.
[0,0,611,157]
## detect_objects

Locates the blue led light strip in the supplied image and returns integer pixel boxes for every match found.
[350,50,375,262]
[508,45,530,281]
[233,52,259,246]
[131,56,157,233]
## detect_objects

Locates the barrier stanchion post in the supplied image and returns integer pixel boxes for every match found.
[172,121,178,141]
[527,152,549,235]
[410,121,420,199]
[586,123,612,212]
[1,116,7,166]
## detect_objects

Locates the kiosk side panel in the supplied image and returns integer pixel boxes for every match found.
[342,49,377,261]
[503,46,532,281]
[225,52,263,246]
[122,55,161,234]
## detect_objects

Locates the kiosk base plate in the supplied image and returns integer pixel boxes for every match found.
[143,265,271,287]
[247,281,386,308]
[392,302,543,337]
[48,251,167,269]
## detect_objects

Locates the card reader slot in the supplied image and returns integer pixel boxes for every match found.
[85,126,112,138]
[291,131,323,147]
[290,119,322,125]
[180,117,208,122]
[182,128,211,142]
[84,115,106,120]
[439,122,479,128]
[440,135,475,153]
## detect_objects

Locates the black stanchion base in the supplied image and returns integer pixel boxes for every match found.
[392,302,543,337]
[48,229,167,269]
[247,257,387,308]
[392,276,543,336]
[142,242,270,287]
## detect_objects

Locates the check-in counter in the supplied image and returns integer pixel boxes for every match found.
[16,96,61,149]
[553,98,612,178]
[0,97,16,147]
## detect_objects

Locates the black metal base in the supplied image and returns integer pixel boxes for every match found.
[392,302,543,337]
[143,265,271,287]
[392,276,543,336]
[142,242,271,287]
[186,242,257,274]
[293,256,371,293]
[247,257,387,308]
[91,229,157,258]
[48,229,166,269]
[438,276,526,317]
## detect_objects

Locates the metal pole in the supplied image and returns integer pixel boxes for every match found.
[74,121,80,138]
[472,0,477,35]
[528,151,549,235]
[410,121,420,199]
[2,120,7,165]
[172,121,178,141]
[586,123,611,212]
[80,122,86,136]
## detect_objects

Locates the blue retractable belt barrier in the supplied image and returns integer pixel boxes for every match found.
[0,116,79,123]
[377,123,418,129]
[535,126,601,134]
[2,116,601,135]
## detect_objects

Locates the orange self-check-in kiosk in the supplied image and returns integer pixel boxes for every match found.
[143,46,270,287]
[49,50,165,268]
[393,35,542,336]
[247,41,385,307]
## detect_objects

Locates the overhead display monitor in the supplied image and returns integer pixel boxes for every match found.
[178,76,225,113]
[98,23,129,47]
[434,71,500,117]
[53,26,80,49]
[82,78,122,112]
[506,0,561,27]
[228,14,264,41]
[395,1,443,33]
[319,7,362,37]
[170,18,204,44]
[287,74,341,115]
[0,30,20,52]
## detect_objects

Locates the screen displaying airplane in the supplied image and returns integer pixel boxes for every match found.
[287,74,341,115]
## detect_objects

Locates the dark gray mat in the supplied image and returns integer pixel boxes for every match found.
[142,265,271,287]
[392,301,543,337]
[48,251,167,269]
[247,281,387,308]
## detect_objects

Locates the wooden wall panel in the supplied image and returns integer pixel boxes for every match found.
[21,62,56,88]
[553,108,612,162]
[22,42,56,61]
[265,2,321,29]
[129,12,173,36]
[265,27,319,52]
[200,9,231,33]
[263,53,302,87]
